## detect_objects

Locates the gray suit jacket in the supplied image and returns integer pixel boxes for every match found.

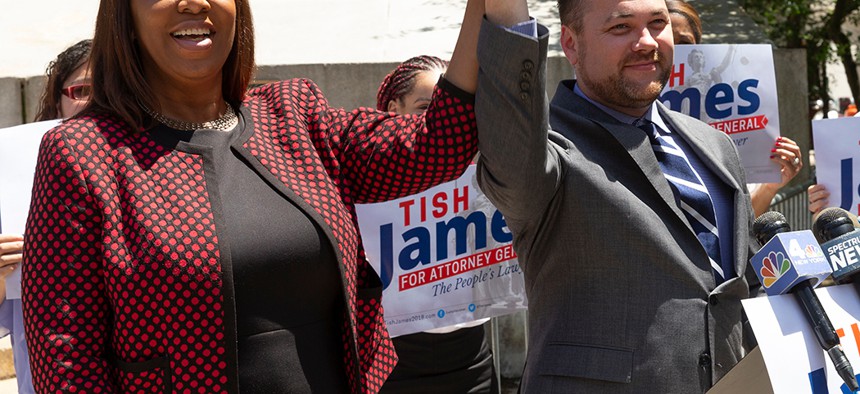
[475,20,758,393]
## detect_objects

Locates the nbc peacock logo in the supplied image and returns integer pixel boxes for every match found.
[804,243,823,258]
[760,251,791,288]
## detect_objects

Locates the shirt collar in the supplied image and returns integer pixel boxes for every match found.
[573,82,672,133]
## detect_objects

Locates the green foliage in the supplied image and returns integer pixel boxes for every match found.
[742,0,817,48]
[741,0,860,104]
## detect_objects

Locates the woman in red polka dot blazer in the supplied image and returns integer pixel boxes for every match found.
[21,0,484,393]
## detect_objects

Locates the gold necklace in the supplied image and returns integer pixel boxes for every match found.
[143,102,238,131]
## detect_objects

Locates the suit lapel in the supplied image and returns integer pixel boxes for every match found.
[602,121,691,225]
[550,84,691,230]
[552,81,752,288]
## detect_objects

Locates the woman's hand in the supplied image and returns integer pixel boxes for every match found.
[0,234,23,280]
[808,184,831,215]
[750,137,803,217]
[444,0,486,94]
[769,136,802,188]
[0,234,24,279]
[0,233,23,303]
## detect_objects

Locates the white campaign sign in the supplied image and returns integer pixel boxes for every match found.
[743,284,860,393]
[355,165,527,337]
[660,44,781,183]
[0,119,59,299]
[812,117,860,215]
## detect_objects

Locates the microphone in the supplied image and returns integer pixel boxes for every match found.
[813,207,860,285]
[751,212,832,291]
[752,211,859,391]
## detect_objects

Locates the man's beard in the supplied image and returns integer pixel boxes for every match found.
[578,49,671,111]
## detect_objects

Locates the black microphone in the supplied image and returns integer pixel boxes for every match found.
[813,207,860,287]
[752,211,859,391]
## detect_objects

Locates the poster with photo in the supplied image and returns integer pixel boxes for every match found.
[660,44,781,184]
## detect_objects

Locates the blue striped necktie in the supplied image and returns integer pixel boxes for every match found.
[637,119,729,284]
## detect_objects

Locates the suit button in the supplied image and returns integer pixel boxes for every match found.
[520,81,531,91]
[521,71,532,80]
[523,59,534,71]
[519,92,529,101]
[699,352,711,366]
[709,296,719,306]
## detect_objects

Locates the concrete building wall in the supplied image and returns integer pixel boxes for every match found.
[23,77,46,123]
[773,49,812,185]
[0,79,22,128]
[255,63,402,110]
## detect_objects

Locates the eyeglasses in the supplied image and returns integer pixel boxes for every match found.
[61,84,92,101]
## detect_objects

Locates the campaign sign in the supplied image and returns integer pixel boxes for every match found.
[355,165,527,337]
[743,284,860,393]
[0,119,60,299]
[812,117,860,215]
[750,230,831,295]
[660,44,781,184]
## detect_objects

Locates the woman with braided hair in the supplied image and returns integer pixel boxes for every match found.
[377,56,449,115]
[376,55,497,394]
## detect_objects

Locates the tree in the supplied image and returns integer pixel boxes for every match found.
[825,0,860,104]
[742,0,860,112]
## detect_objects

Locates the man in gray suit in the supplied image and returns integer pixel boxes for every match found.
[476,0,758,392]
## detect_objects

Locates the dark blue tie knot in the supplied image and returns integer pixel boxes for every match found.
[635,119,660,141]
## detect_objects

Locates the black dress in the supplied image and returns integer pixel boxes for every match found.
[156,115,348,393]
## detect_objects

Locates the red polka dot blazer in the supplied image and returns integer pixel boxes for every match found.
[22,78,477,393]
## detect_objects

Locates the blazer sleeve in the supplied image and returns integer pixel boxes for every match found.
[299,78,478,204]
[474,18,562,222]
[22,129,114,392]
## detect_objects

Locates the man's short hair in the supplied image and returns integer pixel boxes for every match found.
[558,0,586,32]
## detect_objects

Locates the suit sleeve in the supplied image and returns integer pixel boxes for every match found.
[300,78,478,204]
[475,18,562,221]
[22,130,114,393]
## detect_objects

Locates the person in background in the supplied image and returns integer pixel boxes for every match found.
[21,0,484,392]
[666,0,701,45]
[667,0,803,217]
[375,55,496,394]
[0,38,92,394]
[34,39,93,122]
[377,56,449,115]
